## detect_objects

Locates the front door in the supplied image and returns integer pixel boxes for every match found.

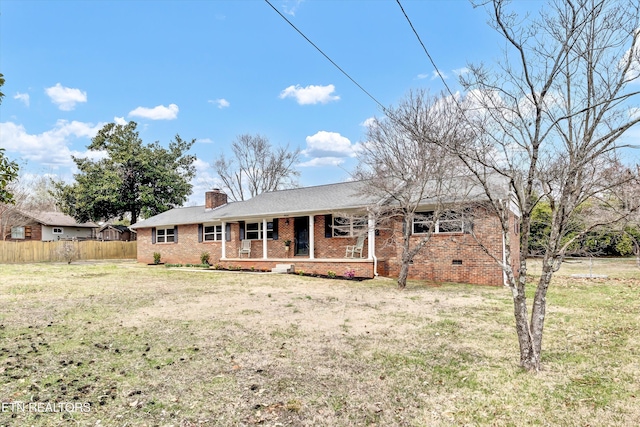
[294,217,309,256]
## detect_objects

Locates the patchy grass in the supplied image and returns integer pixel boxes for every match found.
[0,259,638,426]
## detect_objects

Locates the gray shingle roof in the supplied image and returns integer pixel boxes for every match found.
[130,175,510,230]
[21,211,99,228]
[131,181,376,229]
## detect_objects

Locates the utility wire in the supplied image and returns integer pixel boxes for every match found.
[264,0,388,113]
[395,0,460,104]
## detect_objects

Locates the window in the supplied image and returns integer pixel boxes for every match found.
[157,227,175,243]
[413,210,468,234]
[203,225,223,241]
[332,216,366,237]
[244,221,276,240]
[53,227,63,234]
[11,227,25,239]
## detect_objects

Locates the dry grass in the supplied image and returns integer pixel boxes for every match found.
[0,259,638,426]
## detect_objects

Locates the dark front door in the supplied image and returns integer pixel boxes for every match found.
[294,217,309,256]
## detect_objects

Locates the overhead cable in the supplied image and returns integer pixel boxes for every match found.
[264,0,388,113]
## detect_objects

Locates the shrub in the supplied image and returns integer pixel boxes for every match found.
[343,269,356,279]
[327,270,337,279]
[153,252,162,264]
[200,252,211,265]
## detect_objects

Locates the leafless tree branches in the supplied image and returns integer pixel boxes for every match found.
[450,0,640,371]
[214,134,300,201]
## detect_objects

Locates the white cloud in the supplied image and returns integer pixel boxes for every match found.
[0,120,105,169]
[209,98,230,109]
[417,73,430,80]
[300,131,360,167]
[360,117,377,128]
[431,70,449,80]
[45,83,87,111]
[282,0,304,16]
[298,157,345,167]
[14,92,30,107]
[114,116,127,125]
[186,158,224,206]
[197,138,214,144]
[128,103,179,120]
[619,28,640,83]
[279,84,339,105]
[453,67,470,76]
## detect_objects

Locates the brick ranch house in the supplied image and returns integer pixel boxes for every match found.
[130,178,519,286]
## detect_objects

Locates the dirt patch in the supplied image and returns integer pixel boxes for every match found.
[122,275,485,337]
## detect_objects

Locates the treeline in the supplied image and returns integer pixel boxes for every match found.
[529,201,640,257]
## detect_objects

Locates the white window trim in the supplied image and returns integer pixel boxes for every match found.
[52,227,64,235]
[203,224,223,241]
[332,216,366,237]
[413,211,466,235]
[245,221,275,240]
[156,227,175,243]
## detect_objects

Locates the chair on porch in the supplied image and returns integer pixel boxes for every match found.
[345,235,365,258]
[238,239,251,258]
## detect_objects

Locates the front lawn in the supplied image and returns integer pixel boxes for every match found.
[0,259,638,426]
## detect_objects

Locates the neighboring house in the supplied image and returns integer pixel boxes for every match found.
[96,224,135,241]
[3,210,99,241]
[130,178,520,286]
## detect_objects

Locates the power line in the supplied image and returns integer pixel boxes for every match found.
[395,0,459,103]
[264,0,388,113]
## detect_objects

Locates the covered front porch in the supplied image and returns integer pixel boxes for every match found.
[216,213,377,263]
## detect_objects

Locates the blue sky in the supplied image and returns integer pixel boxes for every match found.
[2,0,637,205]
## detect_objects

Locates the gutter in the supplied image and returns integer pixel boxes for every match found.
[367,214,379,277]
[500,199,508,287]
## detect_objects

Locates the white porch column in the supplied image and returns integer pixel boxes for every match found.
[308,215,315,259]
[263,219,268,259]
[367,216,375,260]
[221,221,226,259]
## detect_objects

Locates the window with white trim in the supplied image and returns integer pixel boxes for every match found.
[157,227,175,243]
[332,216,366,237]
[413,210,468,234]
[245,221,275,240]
[203,225,223,241]
[53,227,63,234]
[11,227,25,239]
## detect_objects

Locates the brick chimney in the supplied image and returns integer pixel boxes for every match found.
[205,189,228,209]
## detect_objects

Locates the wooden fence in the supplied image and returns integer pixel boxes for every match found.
[0,240,137,263]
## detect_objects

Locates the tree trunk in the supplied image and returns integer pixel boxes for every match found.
[397,261,409,289]
[130,207,139,225]
[511,265,541,371]
[510,215,542,371]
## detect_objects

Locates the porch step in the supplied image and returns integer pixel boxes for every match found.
[272,264,294,274]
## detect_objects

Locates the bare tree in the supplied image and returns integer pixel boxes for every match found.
[355,91,474,288]
[214,134,300,201]
[0,180,29,241]
[0,174,57,240]
[0,174,64,240]
[438,0,640,371]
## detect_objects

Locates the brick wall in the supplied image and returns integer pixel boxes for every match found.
[378,206,513,286]
[135,209,516,286]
